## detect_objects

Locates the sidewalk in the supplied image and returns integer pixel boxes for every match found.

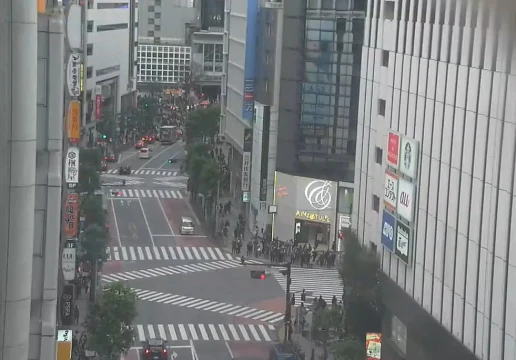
[277,324,330,360]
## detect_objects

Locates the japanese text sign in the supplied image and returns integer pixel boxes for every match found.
[65,147,80,188]
[386,131,400,169]
[241,152,251,191]
[67,100,81,143]
[66,53,81,97]
[63,194,79,238]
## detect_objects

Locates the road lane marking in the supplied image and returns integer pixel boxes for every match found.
[147,325,156,339]
[168,325,178,341]
[191,247,200,259]
[198,325,209,341]
[176,247,185,260]
[156,197,175,235]
[207,247,217,260]
[188,324,199,340]
[218,325,230,341]
[208,325,219,340]
[184,247,193,260]
[169,246,177,259]
[178,325,188,340]
[137,247,145,259]
[248,325,261,341]
[158,324,167,340]
[225,342,234,359]
[137,198,156,247]
[121,247,128,260]
[238,325,250,341]
[259,325,272,341]
[137,325,145,340]
[199,247,209,259]
[129,247,137,260]
[110,199,123,247]
[114,247,120,260]
[153,247,161,260]
[145,247,152,259]
[160,246,169,260]
[137,143,179,171]
[228,325,240,341]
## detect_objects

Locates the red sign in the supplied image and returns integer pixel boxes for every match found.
[95,94,102,121]
[387,131,400,168]
[366,333,382,359]
[63,193,79,238]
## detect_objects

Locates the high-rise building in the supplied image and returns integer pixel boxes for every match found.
[221,0,365,238]
[353,0,516,359]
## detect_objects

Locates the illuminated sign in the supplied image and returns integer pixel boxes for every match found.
[295,210,331,223]
[304,180,333,210]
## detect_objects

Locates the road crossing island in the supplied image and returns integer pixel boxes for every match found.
[107,245,255,261]
[135,324,277,343]
[132,288,284,324]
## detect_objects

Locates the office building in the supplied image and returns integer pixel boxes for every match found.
[84,0,138,142]
[221,0,364,241]
[353,0,516,359]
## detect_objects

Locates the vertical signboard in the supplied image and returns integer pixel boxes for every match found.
[386,131,401,169]
[242,129,252,192]
[95,85,102,121]
[67,100,81,143]
[366,333,382,360]
[242,0,258,121]
[396,221,411,264]
[397,178,415,222]
[56,330,73,360]
[259,106,270,201]
[63,194,79,238]
[381,210,396,252]
[65,147,80,189]
[61,284,74,326]
[62,239,77,281]
[383,171,398,211]
[400,136,420,179]
[66,53,81,97]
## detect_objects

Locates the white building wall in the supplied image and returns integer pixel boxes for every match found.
[86,0,135,120]
[353,0,516,359]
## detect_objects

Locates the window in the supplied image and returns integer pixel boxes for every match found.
[391,316,407,354]
[372,195,380,212]
[321,0,334,10]
[382,50,389,67]
[149,18,154,24]
[155,0,161,4]
[375,147,383,164]
[87,0,94,8]
[87,43,93,55]
[265,80,269,92]
[155,13,161,18]
[378,99,386,116]
[148,30,154,37]
[86,66,93,78]
[97,23,128,31]
[384,1,395,20]
[87,21,94,32]
[97,2,128,9]
[148,5,154,11]
[155,25,161,31]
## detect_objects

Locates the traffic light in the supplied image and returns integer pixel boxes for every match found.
[102,134,107,139]
[250,270,266,280]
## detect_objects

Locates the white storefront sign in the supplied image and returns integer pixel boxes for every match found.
[400,136,420,179]
[305,180,333,210]
[383,172,398,211]
[62,245,76,281]
[65,147,80,188]
[66,53,81,97]
[241,152,251,191]
[339,215,351,228]
[397,178,416,222]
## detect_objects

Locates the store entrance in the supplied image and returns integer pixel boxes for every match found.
[294,219,331,250]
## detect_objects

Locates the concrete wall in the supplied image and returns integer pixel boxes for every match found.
[353,0,516,359]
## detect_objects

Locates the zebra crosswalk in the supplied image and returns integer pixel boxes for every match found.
[135,323,277,342]
[109,188,185,199]
[105,169,179,176]
[272,267,343,305]
[101,259,261,282]
[106,246,265,262]
[132,289,284,323]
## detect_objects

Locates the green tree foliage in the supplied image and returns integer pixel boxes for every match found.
[339,228,383,340]
[184,106,220,144]
[184,142,220,197]
[80,224,108,265]
[87,282,137,359]
[311,307,366,360]
[79,149,102,194]
[80,194,106,227]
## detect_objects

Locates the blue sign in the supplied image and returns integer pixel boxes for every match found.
[381,210,396,252]
[242,0,258,121]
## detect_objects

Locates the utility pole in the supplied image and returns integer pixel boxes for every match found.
[284,261,292,343]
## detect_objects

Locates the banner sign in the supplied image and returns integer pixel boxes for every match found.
[63,194,79,238]
[383,171,398,210]
[396,221,411,264]
[61,284,74,326]
[67,100,81,143]
[62,239,77,281]
[243,128,253,152]
[366,333,382,360]
[65,147,80,188]
[241,0,258,121]
[259,106,270,201]
[381,210,396,252]
[242,152,251,192]
[400,136,420,179]
[386,131,400,169]
[56,330,73,360]
[397,178,415,222]
[95,85,102,121]
[66,53,81,97]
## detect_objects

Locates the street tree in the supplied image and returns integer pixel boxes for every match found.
[79,148,102,194]
[338,228,383,340]
[80,194,106,227]
[197,157,221,198]
[185,142,212,195]
[87,282,138,359]
[184,106,220,144]
[311,307,365,360]
[80,223,109,266]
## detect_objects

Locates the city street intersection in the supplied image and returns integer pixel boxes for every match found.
[101,143,343,360]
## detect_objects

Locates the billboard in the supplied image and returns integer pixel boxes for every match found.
[242,129,252,192]
[62,239,77,281]
[383,171,398,210]
[366,333,382,360]
[397,178,415,222]
[400,136,420,178]
[95,85,102,121]
[259,106,271,201]
[61,284,74,326]
[65,147,79,189]
[56,330,73,360]
[386,131,400,169]
[273,172,337,242]
[66,53,81,97]
[63,193,79,238]
[242,0,258,121]
[396,221,411,264]
[381,210,396,252]
[67,100,81,143]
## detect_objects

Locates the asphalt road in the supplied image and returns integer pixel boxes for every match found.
[102,142,285,360]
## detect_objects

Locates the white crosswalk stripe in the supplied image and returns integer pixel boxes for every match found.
[135,323,277,342]
[108,188,185,199]
[132,289,284,323]
[105,246,264,262]
[272,268,342,305]
[101,259,262,282]
[105,169,179,176]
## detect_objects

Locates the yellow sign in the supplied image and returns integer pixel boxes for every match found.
[38,0,45,13]
[67,100,81,143]
[80,64,83,92]
[56,330,72,360]
[295,210,331,223]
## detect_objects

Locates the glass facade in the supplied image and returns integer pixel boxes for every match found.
[202,44,223,73]
[137,45,191,83]
[298,1,364,182]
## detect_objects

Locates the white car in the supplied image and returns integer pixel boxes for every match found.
[139,147,151,159]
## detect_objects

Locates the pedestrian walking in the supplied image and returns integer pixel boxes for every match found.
[74,305,80,324]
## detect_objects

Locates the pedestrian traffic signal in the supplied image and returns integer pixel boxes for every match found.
[250,270,266,279]
[102,134,107,139]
